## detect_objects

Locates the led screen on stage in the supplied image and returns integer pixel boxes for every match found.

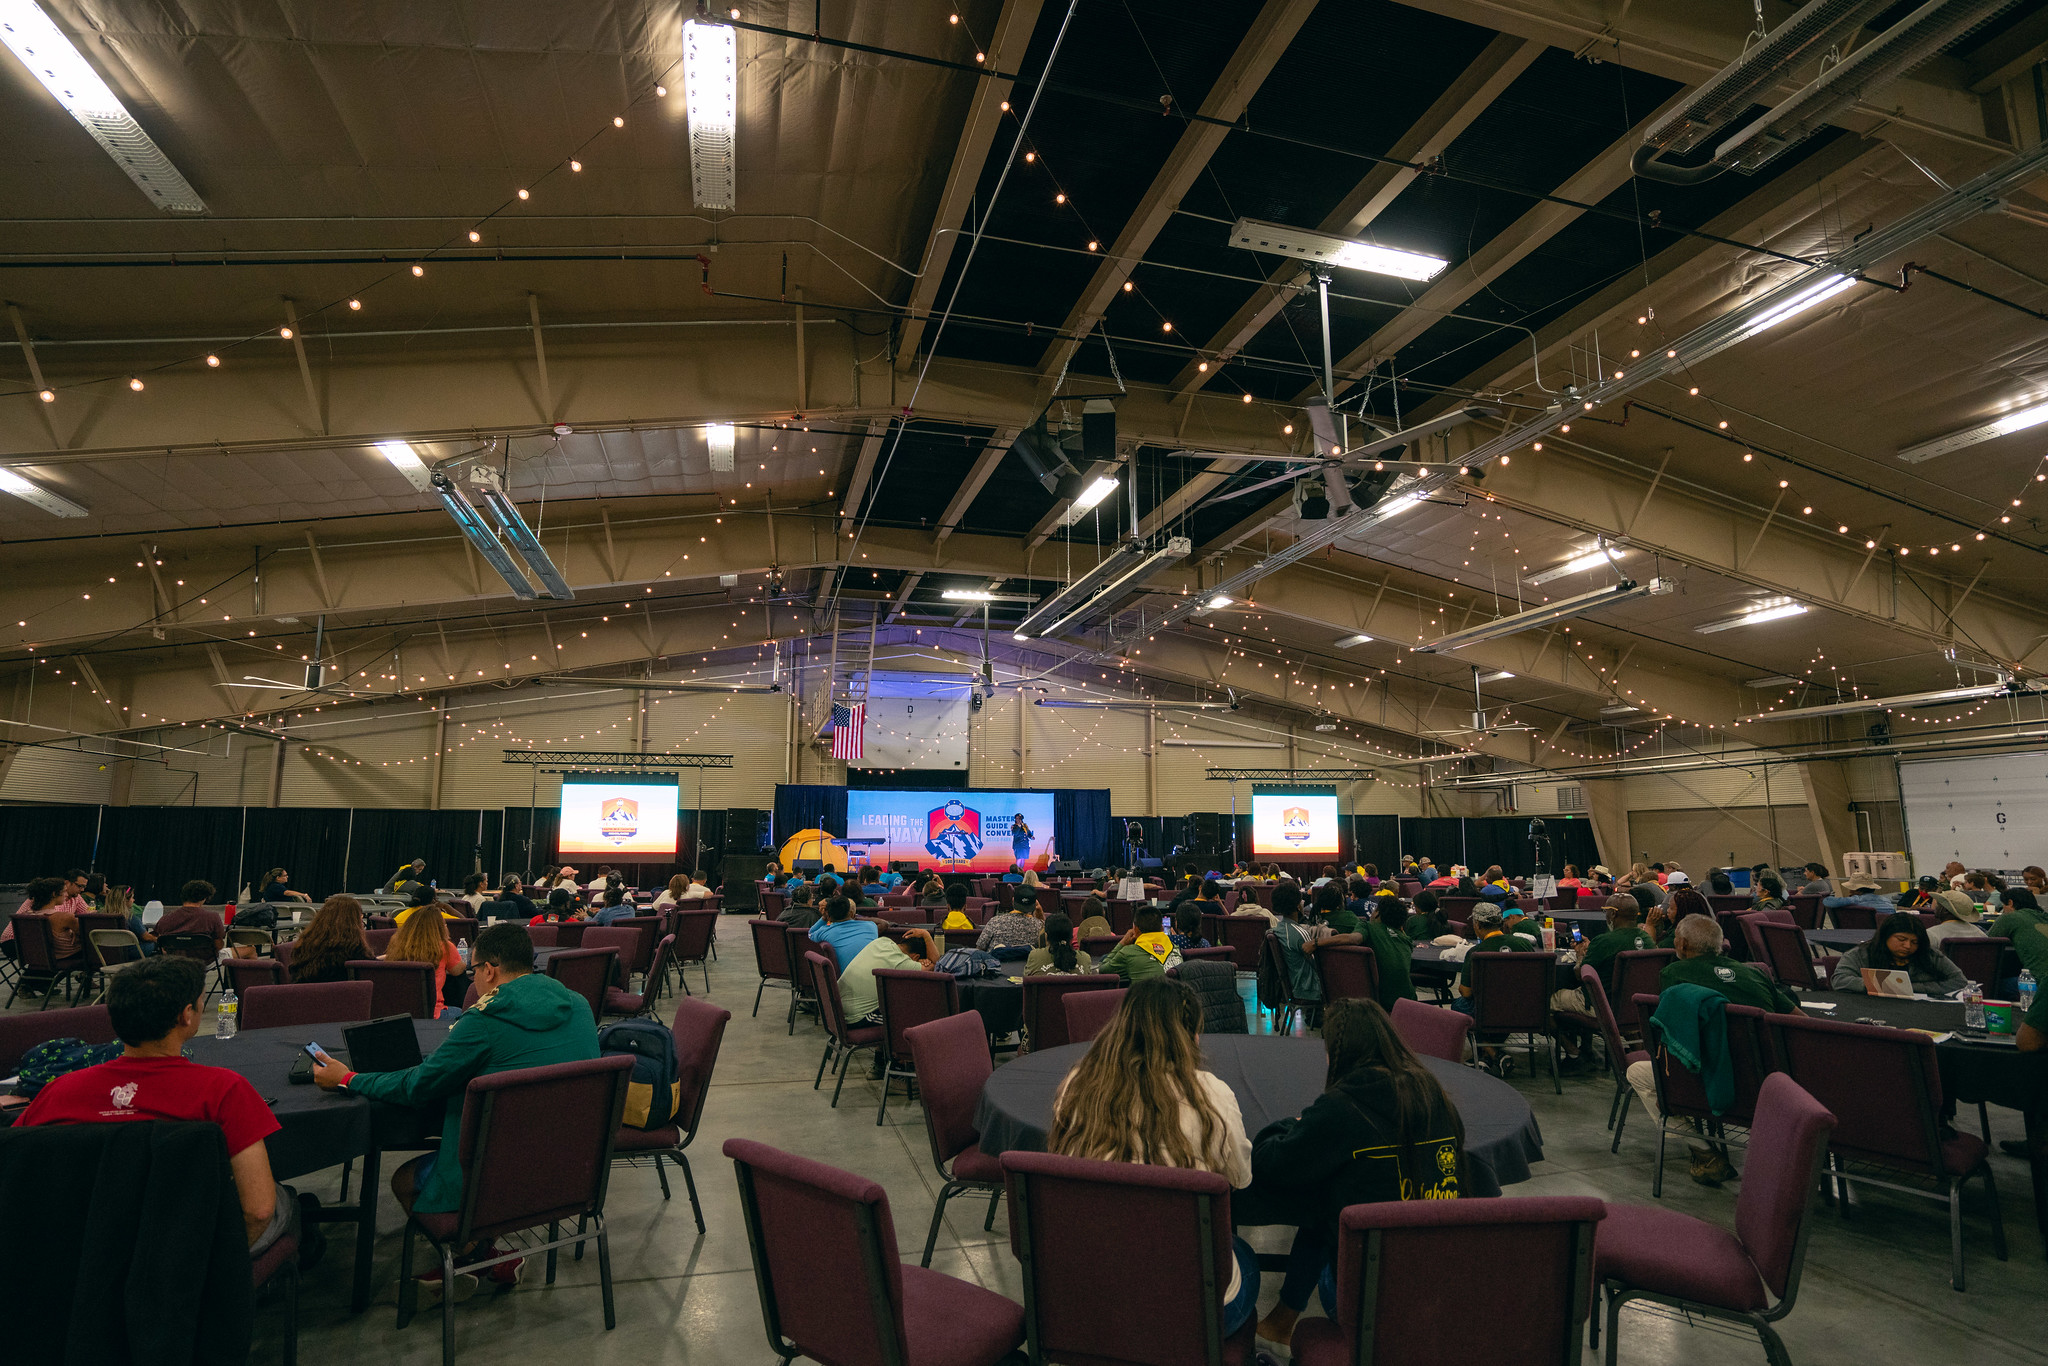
[558,774,680,858]
[847,790,1057,873]
[1251,786,1339,858]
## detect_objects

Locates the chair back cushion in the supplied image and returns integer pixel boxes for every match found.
[873,968,959,1065]
[1575,965,1629,1065]
[1767,1015,1945,1175]
[1469,952,1552,1031]
[1942,935,2008,988]
[724,1138,907,1366]
[1736,1073,1837,1298]
[1062,987,1127,1043]
[1644,1003,1773,1125]
[1216,915,1267,972]
[672,910,720,962]
[13,915,60,970]
[1328,1198,1604,1361]
[1001,1151,1235,1366]
[344,960,436,1018]
[0,1003,115,1075]
[579,927,641,979]
[526,923,559,949]
[750,918,794,979]
[1756,921,1819,989]
[455,1055,633,1241]
[806,952,851,1041]
[443,917,479,946]
[363,927,397,955]
[553,920,586,948]
[221,956,287,998]
[668,995,731,1136]
[1020,974,1120,1052]
[240,979,374,1031]
[1389,998,1471,1064]
[1317,945,1379,1004]
[905,1011,995,1168]
[545,948,618,1027]
[1612,949,1675,1031]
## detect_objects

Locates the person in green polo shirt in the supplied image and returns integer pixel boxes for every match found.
[1578,893,1654,992]
[1625,914,1801,1186]
[1313,884,1358,935]
[1360,897,1416,1011]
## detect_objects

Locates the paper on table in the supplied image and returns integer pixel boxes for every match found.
[1804,1000,1838,1012]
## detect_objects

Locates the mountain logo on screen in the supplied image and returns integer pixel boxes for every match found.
[1282,806,1313,844]
[925,798,984,862]
[599,797,640,845]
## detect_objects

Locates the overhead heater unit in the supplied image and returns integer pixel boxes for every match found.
[432,466,575,602]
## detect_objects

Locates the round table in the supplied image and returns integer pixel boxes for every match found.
[187,1018,452,1312]
[974,1034,1544,1196]
[958,965,1028,1038]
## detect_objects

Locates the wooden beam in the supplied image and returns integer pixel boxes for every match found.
[895,0,1047,372]
[1167,34,1539,398]
[935,426,1019,545]
[839,418,891,534]
[1036,0,1319,383]
[282,299,324,435]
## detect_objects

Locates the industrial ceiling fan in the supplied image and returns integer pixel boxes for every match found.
[213,616,389,700]
[1423,665,1536,739]
[1190,398,1499,516]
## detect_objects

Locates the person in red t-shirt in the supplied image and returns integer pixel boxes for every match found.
[21,955,300,1253]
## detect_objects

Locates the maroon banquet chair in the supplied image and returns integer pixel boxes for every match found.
[872,966,960,1126]
[441,916,479,946]
[726,1138,1024,1366]
[1292,1197,1606,1366]
[545,947,619,1029]
[1766,1013,2006,1290]
[1179,945,1238,967]
[249,1211,301,1366]
[551,920,586,948]
[805,951,885,1109]
[222,956,287,1001]
[783,924,818,1030]
[240,980,375,1032]
[1390,997,1471,1065]
[1080,934,1123,962]
[1214,915,1268,973]
[670,910,720,996]
[1639,1001,1776,1197]
[1756,920,1825,990]
[363,927,397,956]
[1611,948,1674,1036]
[1316,944,1379,1005]
[609,995,729,1234]
[1468,951,1565,1093]
[7,916,94,1010]
[1019,973,1121,1053]
[345,959,437,1019]
[747,918,798,1023]
[1001,1150,1253,1366]
[1062,986,1127,1043]
[1574,967,1647,1154]
[1943,935,2012,989]
[578,928,641,990]
[395,1055,634,1366]
[904,1011,1007,1266]
[525,923,559,949]
[1787,895,1823,930]
[270,939,296,972]
[603,934,675,1018]
[0,1002,113,1075]
[1592,1073,1837,1366]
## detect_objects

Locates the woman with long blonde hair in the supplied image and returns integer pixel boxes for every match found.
[381,901,464,1018]
[1047,978,1257,1335]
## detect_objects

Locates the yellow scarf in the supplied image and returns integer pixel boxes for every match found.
[1135,931,1174,963]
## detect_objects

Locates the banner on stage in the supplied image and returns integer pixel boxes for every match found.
[847,789,1056,873]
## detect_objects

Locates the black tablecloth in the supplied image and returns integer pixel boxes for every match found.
[1798,990,2047,1115]
[959,966,1027,1038]
[184,1019,451,1181]
[975,1034,1543,1197]
[1805,929,1868,950]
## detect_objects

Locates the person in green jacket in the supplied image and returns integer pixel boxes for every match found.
[1099,907,1177,985]
[1361,896,1416,1010]
[311,923,598,1292]
[1577,893,1653,992]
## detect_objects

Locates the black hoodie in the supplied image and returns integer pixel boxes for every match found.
[1249,1067,1465,1243]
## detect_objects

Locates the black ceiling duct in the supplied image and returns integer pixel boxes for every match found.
[1012,420,1078,496]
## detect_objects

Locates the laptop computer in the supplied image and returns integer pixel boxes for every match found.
[1860,967,1913,998]
[341,1014,424,1072]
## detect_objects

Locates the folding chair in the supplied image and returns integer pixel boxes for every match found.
[609,996,729,1234]
[872,967,960,1126]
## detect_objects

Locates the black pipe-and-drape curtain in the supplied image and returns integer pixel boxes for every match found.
[772,785,849,854]
[1051,789,1110,868]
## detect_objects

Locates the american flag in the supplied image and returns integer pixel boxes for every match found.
[827,701,865,762]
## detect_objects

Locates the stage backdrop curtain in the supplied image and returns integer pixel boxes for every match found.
[1402,817,1468,872]
[1349,815,1402,876]
[1053,789,1111,868]
[773,785,847,853]
[0,805,101,885]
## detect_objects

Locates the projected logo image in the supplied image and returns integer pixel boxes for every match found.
[598,797,640,846]
[925,798,985,863]
[1282,806,1314,845]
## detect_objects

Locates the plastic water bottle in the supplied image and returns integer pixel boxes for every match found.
[1541,916,1557,951]
[457,939,471,969]
[2020,969,2038,1019]
[217,988,239,1039]
[1963,981,1986,1032]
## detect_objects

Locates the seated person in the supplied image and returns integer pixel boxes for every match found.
[1074,895,1114,939]
[1312,883,1357,934]
[529,886,582,925]
[290,895,371,983]
[1001,864,1026,884]
[1831,913,1966,995]
[1927,890,1988,949]
[1795,862,1833,897]
[492,877,538,921]
[1047,978,1257,1339]
[805,895,877,970]
[455,874,489,911]
[1822,878,1899,920]
[396,884,458,922]
[1426,865,1462,890]
[10,876,86,959]
[916,876,949,907]
[1627,915,1800,1185]
[778,885,820,930]
[22,956,304,1257]
[654,875,690,909]
[591,887,639,926]
[1272,886,1361,1007]
[1750,873,1789,912]
[1413,857,1437,883]
[311,925,597,1294]
[1963,871,2003,911]
[1451,905,1540,1018]
[1099,908,1181,986]
[1025,914,1094,975]
[976,888,1044,954]
[680,873,712,901]
[1706,868,1736,895]
[1987,886,2043,943]
[1184,879,1226,920]
[839,928,940,1031]
[1475,865,1512,902]
[258,867,314,904]
[1555,864,1583,889]
[1359,897,1417,1010]
[153,880,225,951]
[383,859,429,896]
[381,903,466,1019]
[1403,889,1452,943]
[1577,894,1653,992]
[1247,999,1464,1350]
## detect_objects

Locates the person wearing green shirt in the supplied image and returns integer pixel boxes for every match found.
[1579,894,1654,991]
[1988,888,2046,947]
[1099,908,1177,986]
[1313,884,1358,935]
[1404,888,1452,943]
[1361,898,1417,1010]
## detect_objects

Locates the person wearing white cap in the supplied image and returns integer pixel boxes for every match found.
[1927,890,1989,949]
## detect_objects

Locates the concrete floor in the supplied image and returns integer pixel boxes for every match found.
[15,940,2044,1365]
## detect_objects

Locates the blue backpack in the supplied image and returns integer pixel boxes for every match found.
[597,1017,680,1129]
[13,1038,122,1098]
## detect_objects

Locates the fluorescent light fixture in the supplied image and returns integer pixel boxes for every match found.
[705,422,735,472]
[1012,632,1029,642]
[682,18,736,210]
[1015,536,1191,640]
[1039,700,1240,712]
[1478,671,1515,683]
[1376,491,1425,518]
[1207,594,1234,609]
[942,589,996,601]
[0,465,86,517]
[1735,680,2036,724]
[1230,216,1447,282]
[1072,475,1119,511]
[432,473,537,601]
[472,468,573,600]
[0,1,205,213]
[1416,578,1674,653]
[1734,273,1853,340]
[374,440,434,492]
[1694,598,1808,633]
[1335,633,1373,648]
[1745,675,1802,687]
[1599,703,1642,717]
[1527,546,1625,586]
[1158,737,1284,746]
[1898,397,2048,463]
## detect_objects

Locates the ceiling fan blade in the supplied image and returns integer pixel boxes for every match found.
[1341,404,1499,460]
[1193,467,1307,511]
[1304,397,1342,457]
[219,677,304,690]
